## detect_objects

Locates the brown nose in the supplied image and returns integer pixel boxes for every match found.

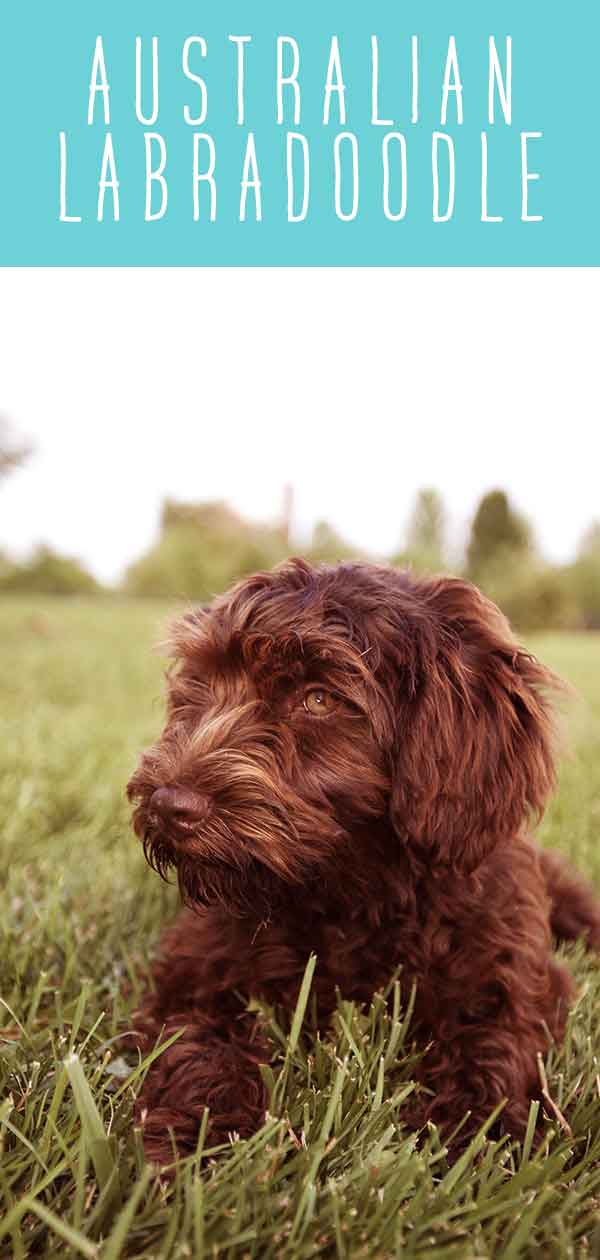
[150,787,212,826]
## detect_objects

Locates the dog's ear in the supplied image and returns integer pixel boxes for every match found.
[388,577,562,873]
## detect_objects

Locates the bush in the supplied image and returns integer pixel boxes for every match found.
[473,551,581,632]
[0,546,100,596]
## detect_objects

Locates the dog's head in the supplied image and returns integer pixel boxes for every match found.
[127,559,561,915]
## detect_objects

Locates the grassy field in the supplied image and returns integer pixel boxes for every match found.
[2,597,600,1259]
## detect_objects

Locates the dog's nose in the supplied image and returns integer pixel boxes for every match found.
[150,787,212,826]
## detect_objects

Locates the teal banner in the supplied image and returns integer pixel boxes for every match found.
[0,1,597,265]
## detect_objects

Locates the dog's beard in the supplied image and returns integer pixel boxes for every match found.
[175,851,287,918]
[136,796,337,919]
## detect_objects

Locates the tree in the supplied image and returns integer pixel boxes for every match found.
[304,521,364,566]
[396,488,448,574]
[466,490,532,583]
[462,490,581,630]
[125,499,290,599]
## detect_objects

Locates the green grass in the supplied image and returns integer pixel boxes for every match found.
[2,598,600,1259]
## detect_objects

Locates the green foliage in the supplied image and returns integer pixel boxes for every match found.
[125,501,367,599]
[466,490,532,585]
[3,489,600,633]
[462,490,583,632]
[472,552,582,633]
[303,520,365,566]
[565,523,600,629]
[469,514,600,633]
[2,599,600,1256]
[0,545,100,595]
[394,488,448,575]
[125,500,289,599]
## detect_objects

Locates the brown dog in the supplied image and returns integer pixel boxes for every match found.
[127,559,600,1163]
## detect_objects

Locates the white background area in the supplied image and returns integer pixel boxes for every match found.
[0,269,598,583]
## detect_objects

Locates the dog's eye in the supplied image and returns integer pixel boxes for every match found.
[303,688,336,716]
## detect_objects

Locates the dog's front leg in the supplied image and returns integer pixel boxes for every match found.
[133,910,270,1166]
[135,1008,268,1165]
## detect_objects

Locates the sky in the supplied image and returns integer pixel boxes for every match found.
[0,268,598,583]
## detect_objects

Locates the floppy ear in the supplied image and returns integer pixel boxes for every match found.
[389,577,563,873]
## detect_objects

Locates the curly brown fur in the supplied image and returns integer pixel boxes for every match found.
[127,559,600,1163]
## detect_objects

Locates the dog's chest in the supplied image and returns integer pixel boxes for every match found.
[246,909,424,1018]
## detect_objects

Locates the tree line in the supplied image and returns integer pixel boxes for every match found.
[1,420,599,628]
[2,486,600,631]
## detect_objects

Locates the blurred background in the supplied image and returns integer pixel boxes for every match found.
[1,269,598,631]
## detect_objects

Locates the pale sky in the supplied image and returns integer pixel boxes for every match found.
[0,269,598,583]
